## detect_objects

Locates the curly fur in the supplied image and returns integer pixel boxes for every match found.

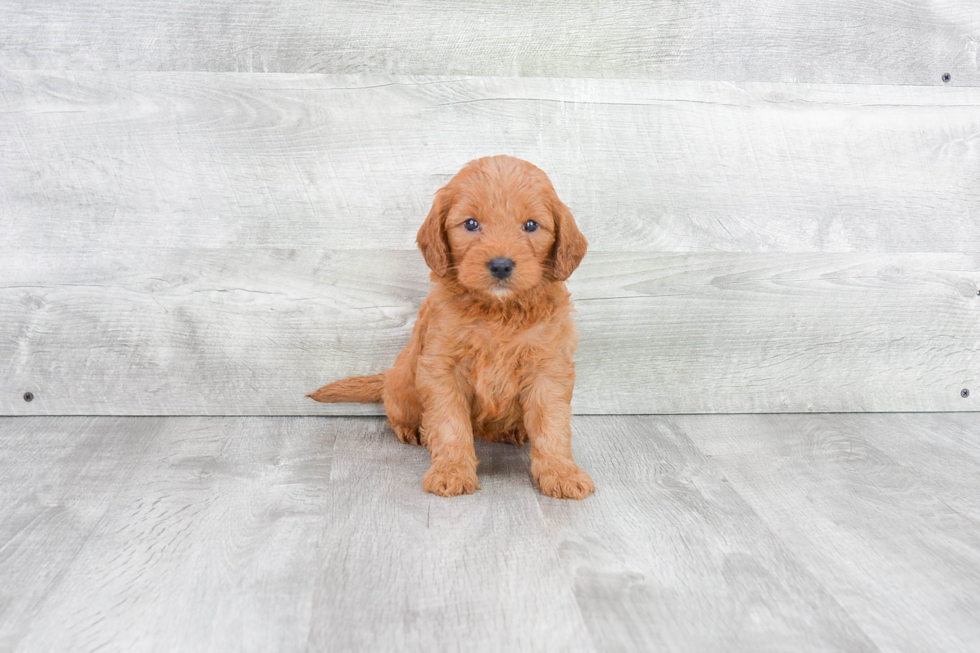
[309,155,594,499]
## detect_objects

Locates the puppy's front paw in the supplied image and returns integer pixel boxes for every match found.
[535,465,595,500]
[422,464,479,497]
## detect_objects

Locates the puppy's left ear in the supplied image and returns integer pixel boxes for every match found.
[549,196,588,281]
[416,185,453,277]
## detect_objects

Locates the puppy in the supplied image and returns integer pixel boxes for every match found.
[309,155,594,499]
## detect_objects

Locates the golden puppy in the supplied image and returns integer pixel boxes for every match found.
[309,155,594,499]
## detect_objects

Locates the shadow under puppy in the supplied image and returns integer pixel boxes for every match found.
[309,155,594,499]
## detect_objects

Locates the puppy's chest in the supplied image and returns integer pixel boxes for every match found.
[459,320,549,404]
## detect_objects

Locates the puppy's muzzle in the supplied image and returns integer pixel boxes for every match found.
[487,257,515,280]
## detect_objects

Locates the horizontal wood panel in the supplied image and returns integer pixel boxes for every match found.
[1,1,977,86]
[3,71,979,253]
[2,248,976,415]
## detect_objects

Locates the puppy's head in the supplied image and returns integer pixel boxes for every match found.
[416,155,587,300]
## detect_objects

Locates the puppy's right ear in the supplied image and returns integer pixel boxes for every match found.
[549,195,588,281]
[416,185,453,277]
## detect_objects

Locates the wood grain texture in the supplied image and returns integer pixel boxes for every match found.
[0,417,164,650]
[2,248,977,415]
[6,416,337,652]
[680,413,980,652]
[3,71,979,253]
[0,0,977,85]
[305,418,593,651]
[541,415,876,652]
[5,414,978,650]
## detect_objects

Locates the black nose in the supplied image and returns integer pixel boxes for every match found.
[487,257,515,280]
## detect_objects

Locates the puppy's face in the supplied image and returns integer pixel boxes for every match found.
[417,156,587,300]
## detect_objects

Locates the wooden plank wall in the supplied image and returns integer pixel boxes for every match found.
[2,1,979,85]
[1,2,978,415]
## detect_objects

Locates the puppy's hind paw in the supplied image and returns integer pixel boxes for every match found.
[499,429,528,445]
[390,422,423,446]
[535,465,595,500]
[422,464,479,497]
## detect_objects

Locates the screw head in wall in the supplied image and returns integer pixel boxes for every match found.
[942,73,951,83]
[23,392,34,402]
[962,389,971,398]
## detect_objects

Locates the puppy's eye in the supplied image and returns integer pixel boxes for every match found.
[523,220,539,233]
[463,218,480,232]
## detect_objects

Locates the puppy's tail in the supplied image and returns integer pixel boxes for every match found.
[307,373,385,404]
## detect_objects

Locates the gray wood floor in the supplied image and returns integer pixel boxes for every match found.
[2,414,977,652]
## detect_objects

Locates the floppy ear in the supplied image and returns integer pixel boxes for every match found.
[549,196,588,281]
[416,185,453,277]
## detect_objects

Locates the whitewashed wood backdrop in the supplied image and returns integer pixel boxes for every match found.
[1,1,978,415]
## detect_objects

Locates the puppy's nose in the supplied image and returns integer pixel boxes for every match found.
[487,257,515,280]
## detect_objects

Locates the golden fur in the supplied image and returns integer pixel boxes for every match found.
[309,155,594,499]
